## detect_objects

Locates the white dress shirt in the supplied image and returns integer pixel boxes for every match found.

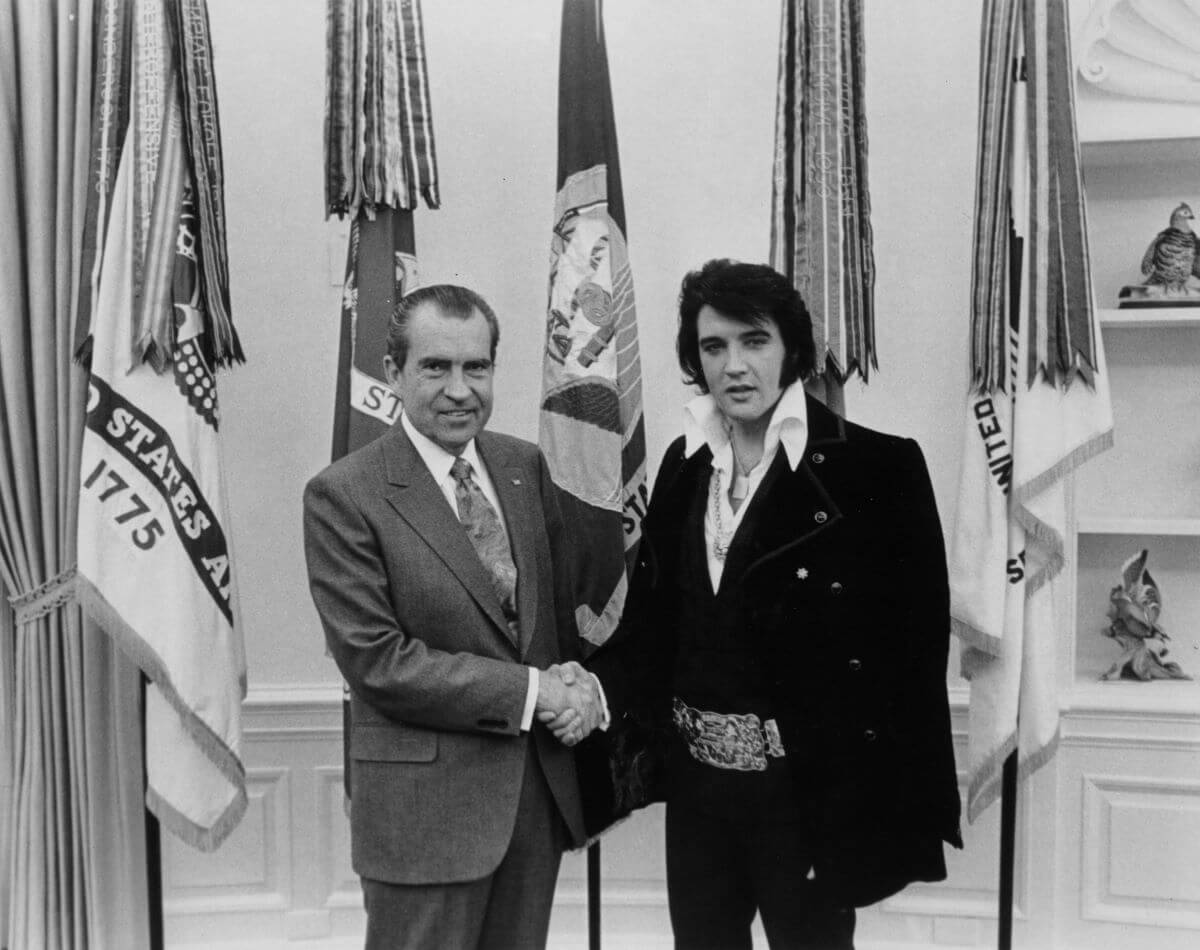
[682,381,810,591]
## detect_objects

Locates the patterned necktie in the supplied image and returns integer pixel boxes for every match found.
[450,457,519,641]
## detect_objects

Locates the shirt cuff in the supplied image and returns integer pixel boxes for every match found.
[521,667,539,732]
[591,672,611,731]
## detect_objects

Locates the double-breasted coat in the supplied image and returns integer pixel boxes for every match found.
[583,394,963,907]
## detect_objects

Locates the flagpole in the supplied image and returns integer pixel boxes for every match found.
[145,809,164,950]
[142,674,164,950]
[588,842,601,950]
[997,749,1018,950]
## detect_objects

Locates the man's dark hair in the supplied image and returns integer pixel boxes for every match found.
[387,284,501,368]
[676,259,817,392]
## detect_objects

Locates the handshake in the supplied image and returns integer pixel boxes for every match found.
[535,661,605,747]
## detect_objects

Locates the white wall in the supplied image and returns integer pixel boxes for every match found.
[212,0,979,691]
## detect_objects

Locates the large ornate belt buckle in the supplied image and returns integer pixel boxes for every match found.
[672,697,785,772]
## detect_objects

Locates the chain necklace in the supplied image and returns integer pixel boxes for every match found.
[710,469,735,561]
[711,438,759,562]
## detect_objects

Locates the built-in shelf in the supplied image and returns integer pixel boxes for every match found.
[1081,136,1200,168]
[1077,517,1200,537]
[1099,307,1200,329]
[1069,679,1200,717]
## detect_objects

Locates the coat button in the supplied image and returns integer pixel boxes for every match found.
[863,729,877,742]
[812,452,825,464]
[814,510,828,524]
[830,581,843,595]
[848,658,862,672]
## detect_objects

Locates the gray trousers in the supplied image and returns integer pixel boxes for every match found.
[361,745,565,950]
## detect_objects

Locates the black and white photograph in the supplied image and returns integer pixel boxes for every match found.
[2,1,1198,948]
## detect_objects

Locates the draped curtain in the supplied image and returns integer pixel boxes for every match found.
[0,2,150,947]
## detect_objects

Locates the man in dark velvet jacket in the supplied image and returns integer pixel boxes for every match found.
[544,259,962,950]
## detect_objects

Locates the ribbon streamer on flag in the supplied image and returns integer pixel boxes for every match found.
[949,0,1113,823]
[75,0,247,850]
[325,0,439,220]
[324,0,440,799]
[324,0,439,457]
[770,0,876,386]
[969,0,1099,391]
[540,0,647,650]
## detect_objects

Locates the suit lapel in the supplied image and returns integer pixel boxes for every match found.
[478,435,539,658]
[719,451,794,585]
[380,426,516,647]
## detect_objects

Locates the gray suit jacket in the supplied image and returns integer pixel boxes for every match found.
[303,423,586,885]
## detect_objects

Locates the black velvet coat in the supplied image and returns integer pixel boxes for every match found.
[581,395,963,907]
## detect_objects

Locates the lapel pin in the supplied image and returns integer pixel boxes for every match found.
[796,567,809,580]
[512,478,522,485]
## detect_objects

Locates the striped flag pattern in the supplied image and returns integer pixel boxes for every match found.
[540,0,647,651]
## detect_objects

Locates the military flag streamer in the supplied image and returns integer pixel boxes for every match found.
[75,0,247,850]
[325,0,439,219]
[325,0,438,455]
[968,0,1098,392]
[325,0,439,799]
[769,0,876,385]
[540,0,647,651]
[949,0,1112,823]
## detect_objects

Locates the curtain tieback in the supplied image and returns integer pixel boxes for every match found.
[8,566,77,626]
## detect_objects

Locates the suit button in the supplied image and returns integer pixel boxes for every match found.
[863,729,877,742]
[814,510,828,524]
[812,452,825,464]
[848,658,862,672]
[830,581,843,595]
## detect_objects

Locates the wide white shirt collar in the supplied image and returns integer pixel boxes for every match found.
[682,379,810,474]
[400,411,485,488]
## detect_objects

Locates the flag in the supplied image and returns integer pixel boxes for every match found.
[325,0,439,508]
[330,210,420,457]
[540,0,647,651]
[324,0,439,800]
[770,0,876,386]
[75,0,246,850]
[950,0,1112,823]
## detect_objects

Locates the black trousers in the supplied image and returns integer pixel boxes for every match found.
[665,789,855,950]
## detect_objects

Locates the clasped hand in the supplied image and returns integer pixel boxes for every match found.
[535,661,601,747]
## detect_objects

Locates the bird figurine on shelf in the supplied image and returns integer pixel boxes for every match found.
[1100,549,1191,682]
[1141,203,1200,292]
[1119,203,1200,307]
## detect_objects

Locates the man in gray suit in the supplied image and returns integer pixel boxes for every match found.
[303,284,603,949]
